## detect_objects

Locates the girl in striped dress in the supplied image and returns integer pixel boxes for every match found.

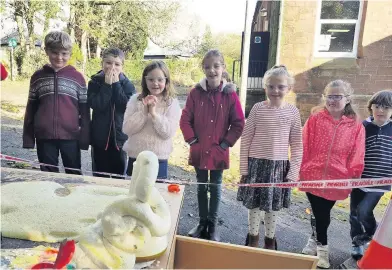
[237,65,303,250]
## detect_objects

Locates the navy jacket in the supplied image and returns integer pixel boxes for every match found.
[361,117,392,192]
[88,71,136,149]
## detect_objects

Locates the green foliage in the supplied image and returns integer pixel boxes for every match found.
[68,44,84,67]
[197,26,216,57]
[215,34,242,60]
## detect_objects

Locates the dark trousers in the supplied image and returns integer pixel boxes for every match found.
[195,168,223,224]
[127,158,168,179]
[306,192,336,245]
[92,146,127,179]
[36,139,81,175]
[350,188,383,243]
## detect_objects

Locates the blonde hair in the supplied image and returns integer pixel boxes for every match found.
[312,80,358,118]
[44,31,72,51]
[201,49,226,68]
[262,65,295,88]
[139,61,176,102]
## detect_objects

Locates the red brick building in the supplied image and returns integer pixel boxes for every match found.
[250,0,392,122]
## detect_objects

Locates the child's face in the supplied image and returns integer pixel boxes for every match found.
[325,87,349,115]
[45,48,71,71]
[145,68,166,97]
[265,75,290,106]
[102,55,123,75]
[371,104,392,124]
[203,56,225,88]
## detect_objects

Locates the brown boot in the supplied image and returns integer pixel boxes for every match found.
[245,233,259,247]
[264,236,277,250]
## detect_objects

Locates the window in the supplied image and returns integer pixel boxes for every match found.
[314,0,363,58]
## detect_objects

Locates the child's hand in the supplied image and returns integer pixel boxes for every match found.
[112,71,120,83]
[147,95,158,118]
[104,69,114,85]
[240,175,247,183]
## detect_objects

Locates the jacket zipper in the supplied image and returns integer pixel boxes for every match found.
[54,72,58,138]
[322,120,343,183]
[198,102,203,116]
[112,104,119,151]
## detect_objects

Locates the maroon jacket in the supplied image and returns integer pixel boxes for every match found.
[23,65,90,150]
[180,79,245,170]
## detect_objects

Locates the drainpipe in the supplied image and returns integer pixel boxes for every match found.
[239,0,256,112]
[276,0,284,65]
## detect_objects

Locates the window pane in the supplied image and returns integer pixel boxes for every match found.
[317,23,356,53]
[321,0,360,19]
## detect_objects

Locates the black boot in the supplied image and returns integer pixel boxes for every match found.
[207,220,220,242]
[188,220,208,238]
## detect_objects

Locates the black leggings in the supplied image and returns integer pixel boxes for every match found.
[306,193,336,245]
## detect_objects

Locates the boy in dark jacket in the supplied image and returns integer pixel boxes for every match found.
[88,47,136,178]
[350,90,392,259]
[23,31,90,174]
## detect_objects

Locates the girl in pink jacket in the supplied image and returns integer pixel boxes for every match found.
[299,80,365,269]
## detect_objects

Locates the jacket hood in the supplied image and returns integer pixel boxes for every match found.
[195,78,237,94]
[91,70,128,83]
[317,108,360,124]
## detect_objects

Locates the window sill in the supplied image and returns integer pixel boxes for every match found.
[311,57,359,69]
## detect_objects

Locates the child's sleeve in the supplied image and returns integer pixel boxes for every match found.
[287,109,303,181]
[152,98,181,140]
[122,95,148,136]
[112,79,136,112]
[239,105,257,176]
[347,124,365,178]
[23,77,38,148]
[78,77,90,150]
[222,92,245,147]
[301,114,316,171]
[180,90,196,144]
[87,79,112,111]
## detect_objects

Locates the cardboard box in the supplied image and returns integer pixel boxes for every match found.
[167,235,318,269]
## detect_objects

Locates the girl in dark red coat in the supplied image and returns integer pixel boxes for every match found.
[180,49,245,241]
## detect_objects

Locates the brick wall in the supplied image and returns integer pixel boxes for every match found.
[279,0,392,123]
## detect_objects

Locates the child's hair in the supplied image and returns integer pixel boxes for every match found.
[262,65,295,88]
[367,90,392,118]
[139,61,176,101]
[44,31,72,51]
[312,80,358,118]
[102,47,125,63]
[222,71,231,83]
[201,49,226,68]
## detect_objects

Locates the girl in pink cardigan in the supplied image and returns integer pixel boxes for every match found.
[122,61,181,179]
[299,80,365,269]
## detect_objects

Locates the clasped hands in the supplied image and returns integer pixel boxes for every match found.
[142,95,158,118]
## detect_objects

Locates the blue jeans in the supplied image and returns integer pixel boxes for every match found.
[195,168,223,224]
[127,158,168,179]
[350,188,383,243]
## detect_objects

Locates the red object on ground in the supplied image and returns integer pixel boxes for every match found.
[168,184,180,193]
[30,240,75,269]
[1,63,8,81]
[358,195,392,269]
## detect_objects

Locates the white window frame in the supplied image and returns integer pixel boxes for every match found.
[314,0,364,58]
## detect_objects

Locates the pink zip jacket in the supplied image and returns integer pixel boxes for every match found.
[299,109,365,201]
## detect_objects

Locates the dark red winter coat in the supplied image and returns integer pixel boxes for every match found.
[180,79,245,170]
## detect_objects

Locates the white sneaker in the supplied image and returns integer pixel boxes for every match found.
[302,236,317,256]
[317,244,330,269]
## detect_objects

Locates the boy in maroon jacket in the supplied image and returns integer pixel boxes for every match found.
[23,31,90,174]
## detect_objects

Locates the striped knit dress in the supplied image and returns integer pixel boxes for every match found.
[237,101,303,212]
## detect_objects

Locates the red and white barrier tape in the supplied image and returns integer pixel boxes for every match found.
[1,153,392,189]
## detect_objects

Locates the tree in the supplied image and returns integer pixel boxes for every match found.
[197,25,216,56]
[215,34,242,60]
